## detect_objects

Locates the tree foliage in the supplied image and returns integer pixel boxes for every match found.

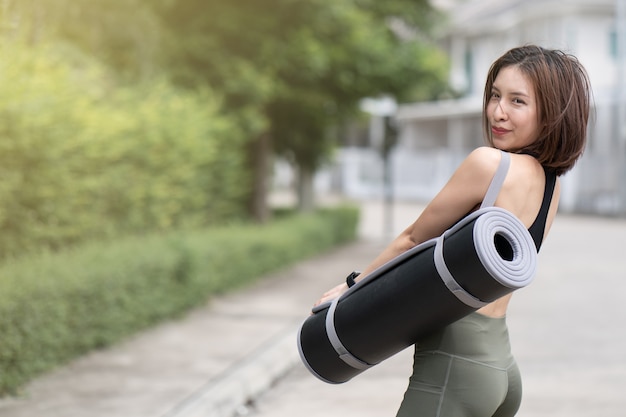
[1,0,162,79]
[0,43,248,256]
[1,0,451,229]
[151,0,450,213]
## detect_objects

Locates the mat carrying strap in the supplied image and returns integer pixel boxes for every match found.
[481,151,510,209]
[433,151,510,308]
[325,297,374,370]
[325,151,511,370]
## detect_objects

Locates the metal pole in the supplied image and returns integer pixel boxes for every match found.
[617,0,626,215]
[382,116,397,240]
[361,97,397,237]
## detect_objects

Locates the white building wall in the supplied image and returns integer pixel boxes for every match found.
[388,0,624,214]
[307,0,624,215]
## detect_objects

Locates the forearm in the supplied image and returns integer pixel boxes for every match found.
[356,232,418,282]
[313,231,418,308]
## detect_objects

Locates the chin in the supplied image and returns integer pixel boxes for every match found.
[492,140,512,152]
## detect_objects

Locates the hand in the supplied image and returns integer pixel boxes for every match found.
[313,282,349,310]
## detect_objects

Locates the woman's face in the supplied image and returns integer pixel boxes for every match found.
[487,66,540,151]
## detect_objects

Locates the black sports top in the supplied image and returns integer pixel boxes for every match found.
[527,168,557,252]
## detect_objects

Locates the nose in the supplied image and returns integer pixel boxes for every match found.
[493,100,508,121]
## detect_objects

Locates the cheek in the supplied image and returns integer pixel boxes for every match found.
[522,122,541,144]
[485,103,495,118]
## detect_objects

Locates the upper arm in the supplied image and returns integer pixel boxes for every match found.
[406,147,501,244]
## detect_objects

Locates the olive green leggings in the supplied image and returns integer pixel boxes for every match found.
[396,313,522,417]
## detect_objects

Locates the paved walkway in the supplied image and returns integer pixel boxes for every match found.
[1,200,625,417]
[252,203,626,417]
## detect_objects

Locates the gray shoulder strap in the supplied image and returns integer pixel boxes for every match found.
[480,151,510,209]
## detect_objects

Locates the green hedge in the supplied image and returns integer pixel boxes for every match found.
[0,42,255,258]
[0,206,359,396]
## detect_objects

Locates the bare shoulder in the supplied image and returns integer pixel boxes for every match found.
[497,151,557,227]
[441,146,505,207]
[455,146,502,185]
[408,147,503,243]
[465,146,502,170]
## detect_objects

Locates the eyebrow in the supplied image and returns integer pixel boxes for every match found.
[491,85,531,98]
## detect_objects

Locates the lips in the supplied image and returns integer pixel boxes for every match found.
[491,126,510,136]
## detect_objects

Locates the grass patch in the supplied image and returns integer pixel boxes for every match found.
[0,206,359,396]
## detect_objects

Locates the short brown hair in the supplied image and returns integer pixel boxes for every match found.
[483,45,592,176]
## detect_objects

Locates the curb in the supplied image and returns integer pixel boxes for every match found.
[162,324,301,417]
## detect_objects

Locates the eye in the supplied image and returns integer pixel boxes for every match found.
[490,91,500,100]
[512,97,526,105]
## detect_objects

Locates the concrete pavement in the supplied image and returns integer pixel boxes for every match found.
[0,199,625,417]
[251,203,626,417]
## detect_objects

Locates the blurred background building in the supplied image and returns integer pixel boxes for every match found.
[317,0,626,216]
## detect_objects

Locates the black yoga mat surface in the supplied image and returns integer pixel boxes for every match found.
[298,207,537,384]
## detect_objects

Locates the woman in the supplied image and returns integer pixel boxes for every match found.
[314,45,591,416]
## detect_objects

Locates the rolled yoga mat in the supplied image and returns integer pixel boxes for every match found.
[297,206,537,384]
